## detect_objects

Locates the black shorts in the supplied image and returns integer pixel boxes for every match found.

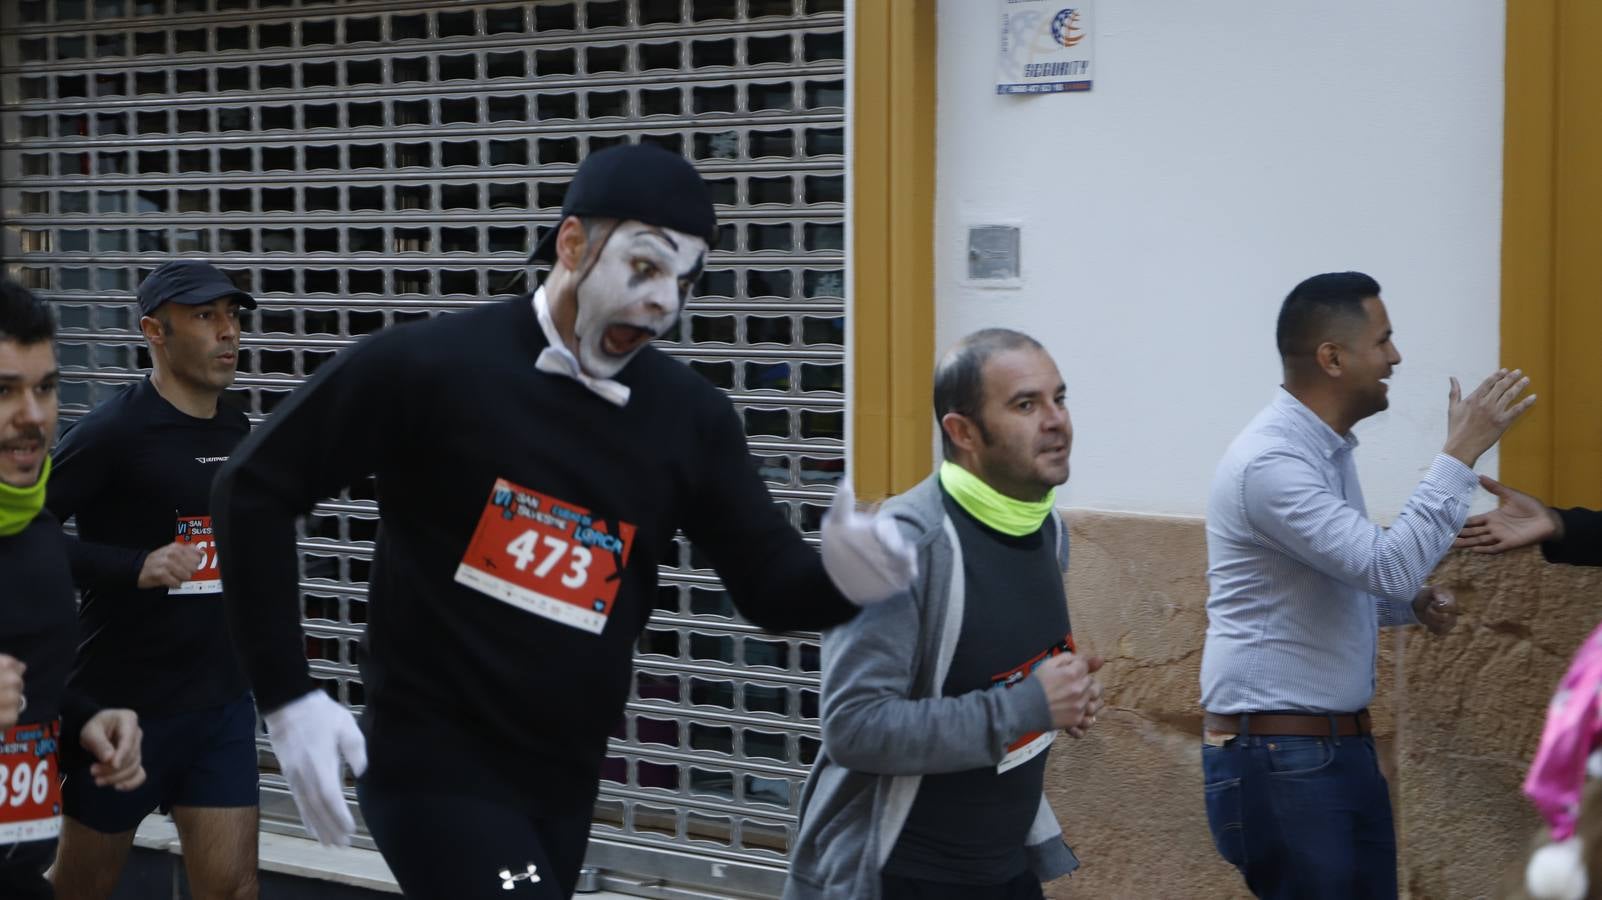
[358,768,591,900]
[63,694,258,834]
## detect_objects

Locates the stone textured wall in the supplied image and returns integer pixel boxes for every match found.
[1041,510,1602,900]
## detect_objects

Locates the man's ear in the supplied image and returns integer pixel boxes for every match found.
[1315,341,1343,377]
[941,412,981,456]
[139,314,166,347]
[554,216,588,273]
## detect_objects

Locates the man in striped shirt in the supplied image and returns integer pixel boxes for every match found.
[1199,271,1534,899]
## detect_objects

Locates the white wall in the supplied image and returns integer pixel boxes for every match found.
[935,0,1507,518]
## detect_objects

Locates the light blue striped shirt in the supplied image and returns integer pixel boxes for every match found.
[1199,389,1479,714]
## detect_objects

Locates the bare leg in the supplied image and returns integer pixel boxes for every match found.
[49,816,137,900]
[170,805,259,900]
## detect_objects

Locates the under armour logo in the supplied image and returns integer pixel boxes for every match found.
[499,864,540,890]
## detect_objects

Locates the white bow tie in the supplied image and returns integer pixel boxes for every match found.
[532,288,631,407]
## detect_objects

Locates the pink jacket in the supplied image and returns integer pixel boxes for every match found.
[1526,621,1602,840]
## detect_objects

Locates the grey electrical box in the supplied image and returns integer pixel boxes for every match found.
[967,225,1022,285]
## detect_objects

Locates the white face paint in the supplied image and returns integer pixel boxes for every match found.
[571,221,707,379]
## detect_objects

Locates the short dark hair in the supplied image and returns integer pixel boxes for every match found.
[1275,271,1381,359]
[932,328,1044,459]
[0,278,55,346]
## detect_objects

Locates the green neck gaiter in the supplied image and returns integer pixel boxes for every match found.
[0,455,49,538]
[938,460,1055,537]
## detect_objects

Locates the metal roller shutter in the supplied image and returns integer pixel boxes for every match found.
[0,1,846,895]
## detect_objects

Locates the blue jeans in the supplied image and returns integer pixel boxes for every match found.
[1202,733,1397,899]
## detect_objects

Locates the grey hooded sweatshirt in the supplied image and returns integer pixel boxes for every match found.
[784,474,1081,899]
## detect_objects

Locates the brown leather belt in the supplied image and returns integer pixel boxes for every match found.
[1203,710,1371,737]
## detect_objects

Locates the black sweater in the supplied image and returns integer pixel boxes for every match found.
[47,378,249,716]
[1543,507,1602,567]
[0,510,99,737]
[213,295,856,809]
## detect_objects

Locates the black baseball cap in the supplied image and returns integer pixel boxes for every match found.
[529,143,718,263]
[136,260,257,317]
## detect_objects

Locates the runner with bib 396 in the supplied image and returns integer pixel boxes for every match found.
[0,278,145,900]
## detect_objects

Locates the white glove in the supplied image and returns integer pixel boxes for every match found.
[263,689,368,848]
[820,479,918,606]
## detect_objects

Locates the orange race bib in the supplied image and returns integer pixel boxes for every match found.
[169,515,221,596]
[0,719,62,844]
[453,479,636,635]
[995,634,1076,774]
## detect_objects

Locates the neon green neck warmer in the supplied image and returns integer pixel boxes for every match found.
[0,456,49,538]
[938,460,1055,537]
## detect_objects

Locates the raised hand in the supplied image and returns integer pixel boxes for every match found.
[1442,369,1537,468]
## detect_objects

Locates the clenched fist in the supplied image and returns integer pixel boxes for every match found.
[137,541,204,590]
[0,655,24,729]
[1033,652,1105,735]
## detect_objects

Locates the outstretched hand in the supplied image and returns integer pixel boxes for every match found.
[1454,475,1561,554]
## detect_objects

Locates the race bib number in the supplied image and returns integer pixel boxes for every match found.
[0,720,62,844]
[453,479,636,635]
[995,634,1075,774]
[169,515,221,596]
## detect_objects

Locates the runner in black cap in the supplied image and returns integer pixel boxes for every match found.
[213,143,915,898]
[46,261,260,900]
[0,278,145,899]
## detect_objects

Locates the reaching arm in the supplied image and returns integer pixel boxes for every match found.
[1243,450,1477,603]
[213,333,407,713]
[1544,508,1602,567]
[680,399,857,633]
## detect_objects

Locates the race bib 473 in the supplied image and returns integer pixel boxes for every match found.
[0,719,62,844]
[453,479,636,635]
[170,515,221,596]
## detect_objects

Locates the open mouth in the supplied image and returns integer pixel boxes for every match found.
[0,441,43,469]
[601,324,656,357]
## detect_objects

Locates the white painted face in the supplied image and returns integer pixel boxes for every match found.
[572,221,707,379]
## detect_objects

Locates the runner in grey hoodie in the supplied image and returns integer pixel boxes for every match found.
[786,329,1102,900]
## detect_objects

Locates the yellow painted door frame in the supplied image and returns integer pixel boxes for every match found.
[850,0,937,499]
[1501,0,1602,506]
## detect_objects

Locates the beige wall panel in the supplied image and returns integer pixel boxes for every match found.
[1043,511,1602,900]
